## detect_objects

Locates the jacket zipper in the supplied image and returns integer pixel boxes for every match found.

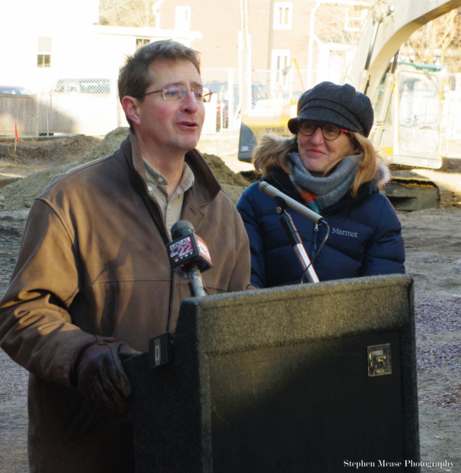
[312,223,319,258]
[141,188,175,334]
[168,271,176,334]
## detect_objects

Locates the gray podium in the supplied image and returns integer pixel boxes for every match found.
[123,274,420,472]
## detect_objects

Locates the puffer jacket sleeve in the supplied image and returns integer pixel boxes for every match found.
[237,184,266,288]
[0,199,95,388]
[360,195,405,276]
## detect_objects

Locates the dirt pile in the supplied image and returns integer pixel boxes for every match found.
[0,128,249,210]
[202,152,248,187]
[0,135,100,164]
[201,152,249,204]
[0,128,129,210]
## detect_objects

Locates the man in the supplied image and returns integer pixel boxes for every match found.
[0,40,251,472]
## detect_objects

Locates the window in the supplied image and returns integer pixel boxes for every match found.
[37,55,51,68]
[398,72,440,153]
[271,50,290,87]
[273,2,292,30]
[37,36,52,68]
[136,38,150,49]
[175,6,191,31]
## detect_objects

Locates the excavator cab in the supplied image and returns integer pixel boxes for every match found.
[237,61,446,211]
[238,99,296,162]
[370,62,445,211]
[372,62,444,170]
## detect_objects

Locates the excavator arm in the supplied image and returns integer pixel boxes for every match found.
[347,0,461,99]
[238,0,461,210]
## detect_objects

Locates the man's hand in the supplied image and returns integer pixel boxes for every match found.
[72,336,141,414]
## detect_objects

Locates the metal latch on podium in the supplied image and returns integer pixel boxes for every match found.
[149,332,173,369]
[367,343,392,377]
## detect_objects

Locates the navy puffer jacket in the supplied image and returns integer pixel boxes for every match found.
[237,167,405,288]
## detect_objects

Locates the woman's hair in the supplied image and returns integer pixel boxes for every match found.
[252,134,298,178]
[347,132,380,197]
[252,131,381,198]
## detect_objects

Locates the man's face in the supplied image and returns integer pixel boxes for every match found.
[134,59,205,158]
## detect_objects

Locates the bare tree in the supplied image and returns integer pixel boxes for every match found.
[99,0,159,28]
[316,3,365,48]
[310,3,369,83]
[401,8,461,73]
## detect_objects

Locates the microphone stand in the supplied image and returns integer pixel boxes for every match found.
[149,263,206,369]
[188,264,207,297]
[275,197,320,284]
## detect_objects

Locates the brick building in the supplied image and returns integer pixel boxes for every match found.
[158,0,371,95]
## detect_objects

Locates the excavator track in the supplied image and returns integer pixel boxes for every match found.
[385,170,461,211]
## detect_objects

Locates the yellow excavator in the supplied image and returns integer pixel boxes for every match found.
[238,0,461,211]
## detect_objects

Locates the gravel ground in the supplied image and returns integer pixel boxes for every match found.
[0,211,30,473]
[0,207,460,471]
[0,131,460,472]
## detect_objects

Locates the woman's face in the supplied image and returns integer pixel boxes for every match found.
[297,122,354,173]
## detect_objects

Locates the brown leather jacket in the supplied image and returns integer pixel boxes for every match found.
[0,134,251,472]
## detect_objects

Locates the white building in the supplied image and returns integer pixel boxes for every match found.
[0,0,201,93]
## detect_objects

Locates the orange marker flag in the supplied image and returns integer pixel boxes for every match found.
[14,123,20,142]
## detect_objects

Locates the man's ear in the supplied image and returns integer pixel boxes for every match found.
[121,96,141,126]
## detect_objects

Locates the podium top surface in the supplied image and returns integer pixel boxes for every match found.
[176,274,413,356]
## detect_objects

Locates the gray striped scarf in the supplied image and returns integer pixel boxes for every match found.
[287,152,359,210]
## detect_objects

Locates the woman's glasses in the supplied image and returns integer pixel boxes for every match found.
[299,120,350,141]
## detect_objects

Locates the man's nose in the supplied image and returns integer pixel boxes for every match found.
[181,89,199,112]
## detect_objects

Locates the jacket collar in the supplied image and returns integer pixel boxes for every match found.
[269,166,379,215]
[180,148,222,232]
[116,131,222,237]
[125,130,221,204]
[269,167,302,201]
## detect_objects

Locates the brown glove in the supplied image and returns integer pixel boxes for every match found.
[72,336,141,414]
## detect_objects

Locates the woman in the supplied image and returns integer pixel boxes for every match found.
[237,81,405,288]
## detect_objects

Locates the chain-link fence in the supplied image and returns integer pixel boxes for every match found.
[0,78,127,138]
[0,94,38,137]
[202,68,308,132]
[1,70,310,137]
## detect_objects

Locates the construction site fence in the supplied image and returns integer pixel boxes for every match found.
[202,68,309,131]
[0,69,312,138]
[0,91,128,138]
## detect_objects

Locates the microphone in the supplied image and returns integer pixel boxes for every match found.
[258,181,326,225]
[152,220,211,369]
[166,220,212,297]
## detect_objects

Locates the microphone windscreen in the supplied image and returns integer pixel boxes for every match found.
[171,220,195,240]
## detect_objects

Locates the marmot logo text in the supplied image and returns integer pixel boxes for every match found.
[332,227,358,238]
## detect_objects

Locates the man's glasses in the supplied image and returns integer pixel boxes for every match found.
[137,86,213,103]
[299,120,350,141]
